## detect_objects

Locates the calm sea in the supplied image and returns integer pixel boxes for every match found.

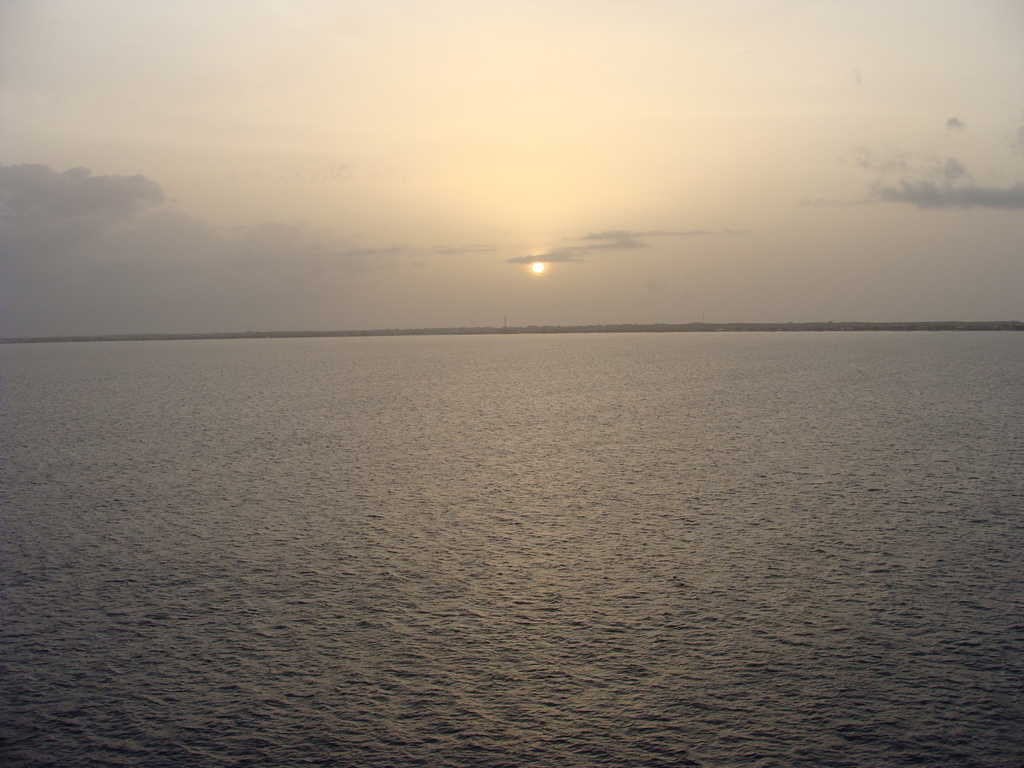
[2,332,1022,767]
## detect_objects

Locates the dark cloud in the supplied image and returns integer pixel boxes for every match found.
[852,148,1024,210]
[873,180,1024,209]
[946,117,965,131]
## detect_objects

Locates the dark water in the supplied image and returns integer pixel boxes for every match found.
[2,332,1022,767]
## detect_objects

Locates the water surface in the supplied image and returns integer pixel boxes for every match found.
[2,332,1022,766]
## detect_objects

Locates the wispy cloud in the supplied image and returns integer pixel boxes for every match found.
[853,145,910,175]
[873,180,1024,209]
[507,249,585,264]
[432,244,497,255]
[578,231,652,249]
[797,197,868,207]
[507,228,747,263]
[580,229,746,248]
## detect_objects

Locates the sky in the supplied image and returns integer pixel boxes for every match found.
[1,0,1023,336]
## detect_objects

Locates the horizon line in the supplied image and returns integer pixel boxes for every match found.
[3,320,1023,344]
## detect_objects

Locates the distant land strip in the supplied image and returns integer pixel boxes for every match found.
[3,321,1023,343]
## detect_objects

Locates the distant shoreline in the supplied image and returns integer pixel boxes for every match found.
[3,321,1023,343]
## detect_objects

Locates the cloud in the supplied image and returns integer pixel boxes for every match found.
[579,229,747,247]
[578,231,652,249]
[856,148,982,186]
[873,180,1024,209]
[797,197,868,207]
[853,145,910,174]
[0,163,164,222]
[506,228,748,264]
[0,164,402,336]
[432,244,497,255]
[852,147,1024,210]
[940,157,969,183]
[0,164,166,264]
[0,164,400,279]
[946,117,965,131]
[507,249,585,264]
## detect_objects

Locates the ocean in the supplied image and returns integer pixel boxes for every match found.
[2,332,1022,767]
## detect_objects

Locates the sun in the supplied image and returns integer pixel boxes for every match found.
[531,262,546,274]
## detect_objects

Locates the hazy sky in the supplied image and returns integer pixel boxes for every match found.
[2,0,1023,336]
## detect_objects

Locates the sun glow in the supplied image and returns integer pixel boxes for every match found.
[531,262,545,274]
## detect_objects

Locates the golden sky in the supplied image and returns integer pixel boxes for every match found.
[2,0,1023,334]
